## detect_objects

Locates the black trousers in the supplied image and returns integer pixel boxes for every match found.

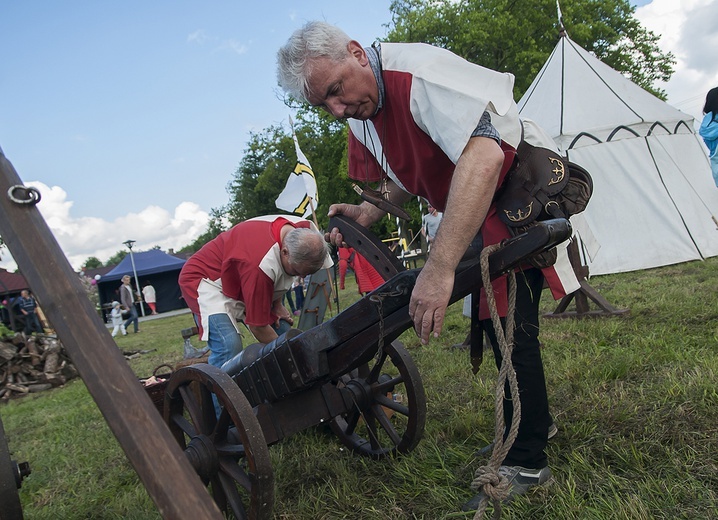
[482,268,550,469]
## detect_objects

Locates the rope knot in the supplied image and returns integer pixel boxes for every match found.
[470,465,511,502]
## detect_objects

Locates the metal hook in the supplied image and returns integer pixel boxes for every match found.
[7,185,41,205]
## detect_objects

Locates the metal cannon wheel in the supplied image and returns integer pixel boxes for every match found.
[165,364,273,520]
[330,340,426,459]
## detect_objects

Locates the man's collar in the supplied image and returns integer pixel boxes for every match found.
[365,43,384,116]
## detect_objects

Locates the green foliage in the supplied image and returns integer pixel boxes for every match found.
[104,249,128,267]
[386,0,675,99]
[0,321,12,337]
[221,107,359,231]
[81,256,103,270]
[177,207,227,254]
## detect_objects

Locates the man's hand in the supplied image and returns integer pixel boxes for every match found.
[408,262,454,344]
[407,136,504,344]
[326,202,385,247]
[272,301,294,326]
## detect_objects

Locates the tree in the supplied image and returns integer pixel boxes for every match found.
[82,256,103,270]
[386,0,674,99]
[221,107,361,231]
[104,250,127,267]
[177,207,227,254]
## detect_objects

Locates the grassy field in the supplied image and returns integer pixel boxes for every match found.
[1,258,717,519]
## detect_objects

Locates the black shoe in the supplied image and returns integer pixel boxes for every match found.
[461,465,552,510]
[476,422,558,456]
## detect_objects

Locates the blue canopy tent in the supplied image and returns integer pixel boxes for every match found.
[97,250,188,315]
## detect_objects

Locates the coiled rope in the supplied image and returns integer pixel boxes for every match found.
[470,243,520,520]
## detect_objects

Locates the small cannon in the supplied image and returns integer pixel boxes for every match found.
[159,217,571,519]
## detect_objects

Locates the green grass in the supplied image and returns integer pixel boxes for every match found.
[2,259,718,519]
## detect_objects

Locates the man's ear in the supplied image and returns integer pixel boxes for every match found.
[347,40,368,65]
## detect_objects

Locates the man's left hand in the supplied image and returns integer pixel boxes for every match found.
[273,304,294,326]
[408,263,454,345]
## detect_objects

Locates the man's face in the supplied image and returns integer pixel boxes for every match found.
[305,41,379,121]
[122,276,130,285]
[280,248,317,278]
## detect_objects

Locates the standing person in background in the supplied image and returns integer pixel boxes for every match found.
[292,276,305,316]
[277,21,580,508]
[120,275,140,334]
[18,289,43,335]
[110,301,127,337]
[699,87,718,187]
[142,281,158,315]
[421,203,443,249]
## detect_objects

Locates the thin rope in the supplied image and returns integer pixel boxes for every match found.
[470,243,520,520]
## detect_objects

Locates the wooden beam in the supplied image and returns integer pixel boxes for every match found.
[0,150,222,519]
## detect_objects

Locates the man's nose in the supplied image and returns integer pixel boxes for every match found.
[325,99,347,118]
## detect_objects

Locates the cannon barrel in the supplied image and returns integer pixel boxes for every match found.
[224,218,572,406]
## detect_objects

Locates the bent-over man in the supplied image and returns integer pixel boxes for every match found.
[179,215,333,370]
[277,22,580,508]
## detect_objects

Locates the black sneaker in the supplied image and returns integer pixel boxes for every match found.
[476,422,558,456]
[461,465,553,510]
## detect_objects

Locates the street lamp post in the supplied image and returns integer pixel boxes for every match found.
[122,240,146,317]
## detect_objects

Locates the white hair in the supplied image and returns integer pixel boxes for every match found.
[283,227,329,272]
[276,21,353,102]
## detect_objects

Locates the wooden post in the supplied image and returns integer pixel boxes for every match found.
[544,240,629,319]
[0,150,222,519]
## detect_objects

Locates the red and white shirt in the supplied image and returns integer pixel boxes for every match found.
[348,43,578,317]
[179,215,332,339]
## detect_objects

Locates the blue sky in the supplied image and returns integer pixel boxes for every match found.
[1,0,716,270]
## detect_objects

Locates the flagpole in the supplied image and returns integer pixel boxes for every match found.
[309,197,336,316]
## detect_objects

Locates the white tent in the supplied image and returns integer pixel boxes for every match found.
[518,33,718,275]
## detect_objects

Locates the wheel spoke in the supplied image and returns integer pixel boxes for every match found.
[362,409,382,451]
[213,406,232,441]
[367,349,388,382]
[179,385,204,432]
[216,440,245,458]
[218,470,249,519]
[344,409,360,435]
[219,457,253,491]
[372,404,402,445]
[375,374,403,394]
[199,385,218,433]
[209,475,228,513]
[329,341,426,458]
[169,411,196,439]
[374,393,410,416]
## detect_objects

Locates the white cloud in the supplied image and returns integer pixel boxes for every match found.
[217,39,248,55]
[635,0,718,122]
[0,181,210,272]
[187,29,210,44]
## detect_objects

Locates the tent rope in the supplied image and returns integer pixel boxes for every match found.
[470,243,520,520]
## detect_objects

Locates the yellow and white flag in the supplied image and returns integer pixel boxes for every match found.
[275,117,318,218]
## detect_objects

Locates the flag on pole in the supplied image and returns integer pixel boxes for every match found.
[275,116,318,218]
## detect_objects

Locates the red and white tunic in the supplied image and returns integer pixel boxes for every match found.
[179,215,333,340]
[348,43,578,317]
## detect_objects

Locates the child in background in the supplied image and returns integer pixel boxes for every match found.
[110,301,127,337]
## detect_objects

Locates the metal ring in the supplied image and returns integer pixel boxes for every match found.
[7,185,41,205]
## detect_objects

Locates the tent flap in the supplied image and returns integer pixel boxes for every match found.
[519,35,718,275]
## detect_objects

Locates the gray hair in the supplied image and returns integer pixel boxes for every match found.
[283,227,330,272]
[276,21,352,102]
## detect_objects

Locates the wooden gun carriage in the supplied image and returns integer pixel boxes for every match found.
[158,215,572,518]
[0,147,570,519]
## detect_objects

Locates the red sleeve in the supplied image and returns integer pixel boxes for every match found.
[238,264,276,327]
[348,129,382,182]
